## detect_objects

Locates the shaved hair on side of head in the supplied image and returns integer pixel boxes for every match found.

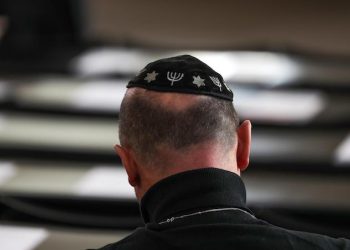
[118,88,240,170]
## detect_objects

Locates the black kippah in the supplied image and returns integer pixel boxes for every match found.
[127,55,233,101]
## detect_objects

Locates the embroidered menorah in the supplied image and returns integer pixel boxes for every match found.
[209,76,222,91]
[167,71,184,86]
[222,81,232,92]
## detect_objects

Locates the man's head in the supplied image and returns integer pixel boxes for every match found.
[115,55,251,200]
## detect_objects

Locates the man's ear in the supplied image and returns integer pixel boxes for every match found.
[114,145,140,187]
[236,120,252,171]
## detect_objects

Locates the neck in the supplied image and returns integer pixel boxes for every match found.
[158,143,239,176]
[136,143,239,200]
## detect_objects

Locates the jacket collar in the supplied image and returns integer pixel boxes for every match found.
[140,168,249,224]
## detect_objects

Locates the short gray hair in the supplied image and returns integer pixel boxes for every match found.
[118,90,239,167]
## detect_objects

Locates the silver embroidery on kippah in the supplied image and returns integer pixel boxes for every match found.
[209,76,222,91]
[127,55,234,101]
[222,81,232,92]
[192,75,205,88]
[144,71,158,83]
[167,71,184,86]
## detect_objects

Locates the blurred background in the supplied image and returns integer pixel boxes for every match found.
[0,0,350,249]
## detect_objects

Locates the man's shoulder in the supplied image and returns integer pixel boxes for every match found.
[90,222,350,250]
[91,227,157,250]
[279,226,350,249]
[91,234,134,250]
[241,220,349,250]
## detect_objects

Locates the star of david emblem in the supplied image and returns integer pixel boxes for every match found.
[192,75,205,88]
[144,71,158,83]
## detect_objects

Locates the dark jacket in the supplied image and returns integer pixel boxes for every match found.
[94,168,350,250]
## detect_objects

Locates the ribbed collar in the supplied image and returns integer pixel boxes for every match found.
[140,168,249,224]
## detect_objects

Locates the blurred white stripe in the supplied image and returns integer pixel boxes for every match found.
[235,90,325,123]
[73,166,134,198]
[0,224,48,250]
[71,80,126,111]
[0,162,17,186]
[334,134,350,165]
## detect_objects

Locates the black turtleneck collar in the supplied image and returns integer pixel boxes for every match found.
[140,168,249,224]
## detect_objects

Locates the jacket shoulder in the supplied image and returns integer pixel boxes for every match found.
[91,228,159,250]
[281,227,350,250]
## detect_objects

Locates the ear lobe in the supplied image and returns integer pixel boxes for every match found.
[236,120,252,171]
[114,145,140,187]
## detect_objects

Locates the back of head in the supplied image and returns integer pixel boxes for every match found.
[118,55,239,173]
